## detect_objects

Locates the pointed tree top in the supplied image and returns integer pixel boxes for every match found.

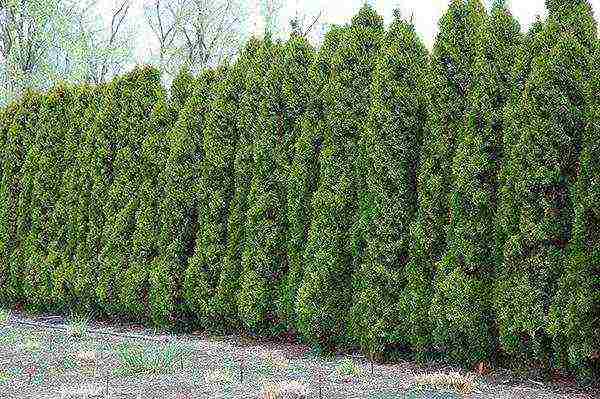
[351,3,384,30]
[492,0,508,9]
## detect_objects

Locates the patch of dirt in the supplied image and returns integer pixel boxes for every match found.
[0,311,597,399]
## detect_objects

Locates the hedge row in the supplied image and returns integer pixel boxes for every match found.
[0,0,598,382]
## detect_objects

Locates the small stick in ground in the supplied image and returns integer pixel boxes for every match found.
[315,365,324,399]
[236,353,246,383]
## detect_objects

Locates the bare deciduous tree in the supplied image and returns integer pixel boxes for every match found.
[0,0,135,104]
[144,0,245,81]
[144,0,185,76]
[261,0,283,35]
[0,0,64,98]
[290,9,322,37]
[78,0,134,84]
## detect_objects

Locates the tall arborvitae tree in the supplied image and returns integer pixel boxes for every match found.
[404,0,485,358]
[495,0,597,373]
[236,36,315,334]
[21,85,92,313]
[348,11,428,359]
[208,38,271,331]
[429,2,521,366]
[21,88,62,313]
[0,98,26,305]
[183,41,258,330]
[2,91,44,307]
[0,104,15,305]
[297,5,384,351]
[50,85,100,313]
[281,26,345,333]
[95,66,163,318]
[549,41,599,382]
[155,68,220,327]
[128,92,175,327]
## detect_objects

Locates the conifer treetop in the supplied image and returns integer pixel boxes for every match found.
[351,3,384,31]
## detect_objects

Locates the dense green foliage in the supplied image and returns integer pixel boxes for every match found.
[495,0,598,376]
[296,4,384,351]
[1,2,599,382]
[430,1,522,366]
[281,25,345,333]
[405,0,486,358]
[348,11,428,359]
[237,35,314,334]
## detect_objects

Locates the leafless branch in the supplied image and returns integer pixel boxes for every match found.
[302,11,322,37]
[98,0,131,84]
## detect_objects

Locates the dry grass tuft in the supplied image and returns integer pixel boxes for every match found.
[334,357,362,381]
[204,367,233,384]
[261,379,310,399]
[257,349,290,369]
[65,316,89,339]
[414,371,476,394]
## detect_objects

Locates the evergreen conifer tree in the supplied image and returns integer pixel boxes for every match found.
[495,0,597,371]
[404,0,485,358]
[236,35,314,334]
[49,84,99,313]
[296,4,384,350]
[4,91,44,307]
[182,42,258,330]
[0,99,23,305]
[548,41,599,382]
[128,92,175,326]
[429,2,522,366]
[348,12,429,359]
[208,38,273,331]
[94,66,163,318]
[155,67,221,327]
[280,25,345,332]
[21,85,81,313]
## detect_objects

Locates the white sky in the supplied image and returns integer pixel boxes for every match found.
[97,0,600,64]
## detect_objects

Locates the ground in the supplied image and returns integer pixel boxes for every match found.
[0,310,597,399]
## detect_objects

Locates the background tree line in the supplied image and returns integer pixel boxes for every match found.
[0,0,321,104]
[0,0,598,384]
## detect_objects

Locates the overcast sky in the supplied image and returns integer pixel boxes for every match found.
[98,0,600,64]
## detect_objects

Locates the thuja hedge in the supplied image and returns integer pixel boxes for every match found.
[0,1,598,382]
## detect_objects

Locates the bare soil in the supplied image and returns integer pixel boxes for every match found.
[0,311,597,399]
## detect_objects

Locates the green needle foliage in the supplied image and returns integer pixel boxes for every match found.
[548,41,600,382]
[495,0,597,373]
[183,41,257,330]
[282,25,345,334]
[170,66,196,114]
[94,66,163,319]
[429,2,522,366]
[212,37,274,332]
[20,86,70,314]
[237,35,314,334]
[0,0,598,382]
[49,85,100,314]
[2,91,44,306]
[155,67,221,327]
[348,11,428,359]
[297,4,384,351]
[405,0,486,359]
